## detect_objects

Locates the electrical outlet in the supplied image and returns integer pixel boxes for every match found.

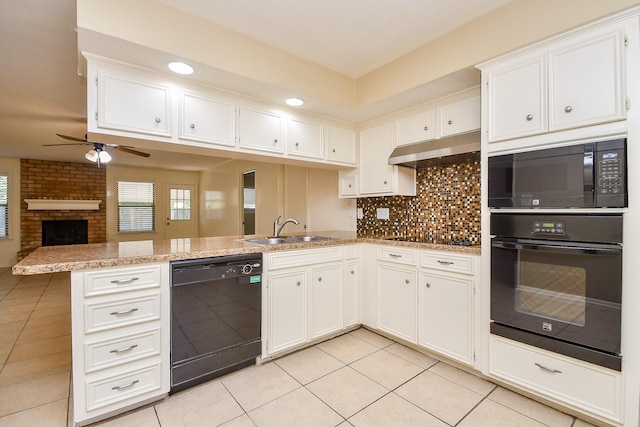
[376,207,389,220]
[357,208,363,219]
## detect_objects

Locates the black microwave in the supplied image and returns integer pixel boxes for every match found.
[488,138,627,208]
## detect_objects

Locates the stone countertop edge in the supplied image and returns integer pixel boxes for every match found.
[12,232,481,275]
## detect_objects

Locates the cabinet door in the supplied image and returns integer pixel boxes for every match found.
[338,169,358,198]
[288,117,323,159]
[439,96,480,137]
[179,92,235,146]
[326,126,356,165]
[98,70,171,137]
[549,26,625,131]
[310,264,343,339]
[396,109,436,146]
[377,264,417,343]
[239,106,284,153]
[344,262,359,327]
[419,271,473,365]
[487,55,547,142]
[360,123,395,195]
[268,270,307,354]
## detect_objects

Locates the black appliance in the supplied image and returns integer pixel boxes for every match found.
[170,253,262,393]
[490,213,623,370]
[488,138,626,208]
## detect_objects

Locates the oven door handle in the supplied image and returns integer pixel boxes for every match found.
[492,239,621,255]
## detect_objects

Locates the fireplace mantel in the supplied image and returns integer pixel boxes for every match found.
[24,199,102,211]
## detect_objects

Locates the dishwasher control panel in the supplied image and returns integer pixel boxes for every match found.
[171,254,262,286]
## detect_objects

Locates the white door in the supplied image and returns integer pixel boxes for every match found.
[165,184,196,239]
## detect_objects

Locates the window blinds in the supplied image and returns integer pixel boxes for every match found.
[117,181,155,232]
[0,174,8,238]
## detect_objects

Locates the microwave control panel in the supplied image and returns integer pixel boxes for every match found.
[595,139,626,207]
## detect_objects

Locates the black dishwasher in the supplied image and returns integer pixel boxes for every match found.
[170,253,262,393]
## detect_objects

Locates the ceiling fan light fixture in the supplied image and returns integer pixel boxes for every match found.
[85,149,98,162]
[98,150,112,163]
[167,61,194,75]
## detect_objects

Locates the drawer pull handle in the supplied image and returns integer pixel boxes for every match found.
[535,362,562,374]
[389,254,402,258]
[110,277,140,285]
[112,379,140,391]
[437,260,454,265]
[109,344,139,354]
[110,308,139,316]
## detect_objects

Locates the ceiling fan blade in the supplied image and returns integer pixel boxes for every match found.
[42,143,87,146]
[56,133,88,142]
[115,146,151,157]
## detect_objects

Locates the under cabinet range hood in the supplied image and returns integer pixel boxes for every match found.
[388,131,480,168]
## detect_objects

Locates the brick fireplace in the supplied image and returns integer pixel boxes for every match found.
[19,159,107,259]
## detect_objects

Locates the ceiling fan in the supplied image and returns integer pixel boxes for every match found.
[45,134,151,167]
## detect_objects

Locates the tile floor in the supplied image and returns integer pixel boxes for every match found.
[0,268,600,427]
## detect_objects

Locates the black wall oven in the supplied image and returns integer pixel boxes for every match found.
[490,213,623,370]
[488,138,627,208]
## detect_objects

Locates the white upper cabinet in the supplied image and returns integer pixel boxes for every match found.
[97,69,171,138]
[483,19,628,143]
[396,109,436,146]
[439,95,481,137]
[487,54,547,142]
[238,105,284,154]
[326,126,357,165]
[288,117,323,159]
[549,26,626,131]
[359,123,416,196]
[179,91,235,147]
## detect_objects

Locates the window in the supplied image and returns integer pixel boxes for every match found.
[117,181,155,232]
[169,188,191,220]
[0,174,7,238]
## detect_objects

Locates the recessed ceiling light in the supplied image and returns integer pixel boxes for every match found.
[167,61,194,75]
[285,97,304,107]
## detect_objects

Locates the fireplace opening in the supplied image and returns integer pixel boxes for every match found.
[42,220,88,246]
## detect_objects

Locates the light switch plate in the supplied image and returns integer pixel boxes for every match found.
[357,208,363,219]
[376,207,389,220]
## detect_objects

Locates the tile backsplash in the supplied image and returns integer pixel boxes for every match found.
[357,158,481,245]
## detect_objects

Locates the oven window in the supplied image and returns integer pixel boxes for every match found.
[516,260,586,325]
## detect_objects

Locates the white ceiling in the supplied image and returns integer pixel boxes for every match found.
[0,0,511,170]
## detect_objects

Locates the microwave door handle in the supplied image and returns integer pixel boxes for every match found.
[584,144,594,205]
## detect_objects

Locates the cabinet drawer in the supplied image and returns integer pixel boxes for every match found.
[86,362,163,412]
[84,265,162,297]
[490,336,622,422]
[268,247,342,270]
[85,294,161,333]
[420,251,474,275]
[85,328,161,373]
[377,246,416,266]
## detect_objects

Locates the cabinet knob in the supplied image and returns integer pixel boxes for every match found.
[332,148,336,153]
[423,126,429,131]
[564,105,573,113]
[447,120,453,125]
[526,114,533,121]
[295,142,299,147]
[190,123,195,129]
[405,279,410,284]
[426,282,431,288]
[155,117,161,123]
[350,270,354,274]
[296,281,300,286]
[348,184,352,188]
[274,138,278,144]
[383,180,387,185]
[318,277,322,282]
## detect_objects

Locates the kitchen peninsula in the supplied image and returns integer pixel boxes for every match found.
[12,234,480,426]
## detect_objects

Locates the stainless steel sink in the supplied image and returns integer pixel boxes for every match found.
[244,235,334,245]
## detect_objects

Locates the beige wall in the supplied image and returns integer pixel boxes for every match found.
[106,165,200,242]
[0,158,20,267]
[307,169,356,232]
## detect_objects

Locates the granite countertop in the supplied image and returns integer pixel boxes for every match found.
[12,231,481,275]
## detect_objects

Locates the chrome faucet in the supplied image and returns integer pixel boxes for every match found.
[273,215,299,237]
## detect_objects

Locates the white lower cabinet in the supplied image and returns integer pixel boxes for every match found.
[490,335,623,424]
[377,263,418,343]
[71,263,170,426]
[265,246,353,356]
[344,261,359,327]
[268,269,308,354]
